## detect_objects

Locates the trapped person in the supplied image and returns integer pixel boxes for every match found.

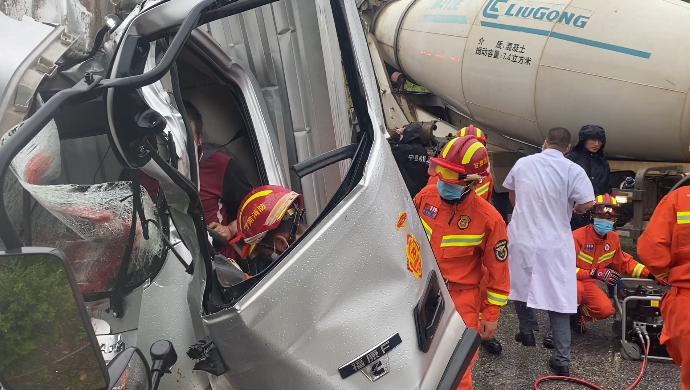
[185,101,253,260]
[389,122,430,198]
[503,127,594,377]
[638,187,690,389]
[414,136,510,389]
[566,125,612,231]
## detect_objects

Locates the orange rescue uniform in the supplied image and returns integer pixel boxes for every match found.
[573,225,649,322]
[427,173,494,202]
[638,187,690,389]
[414,187,510,390]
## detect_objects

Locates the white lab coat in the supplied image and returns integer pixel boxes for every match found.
[503,149,594,313]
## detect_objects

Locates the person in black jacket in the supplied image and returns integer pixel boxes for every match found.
[566,125,613,231]
[389,122,430,198]
[566,124,624,301]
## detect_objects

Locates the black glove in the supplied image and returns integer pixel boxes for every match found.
[649,274,671,286]
[590,268,622,285]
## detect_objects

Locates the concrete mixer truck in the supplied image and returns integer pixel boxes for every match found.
[360,0,690,238]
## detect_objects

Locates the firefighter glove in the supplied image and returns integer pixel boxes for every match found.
[649,274,671,286]
[590,268,622,285]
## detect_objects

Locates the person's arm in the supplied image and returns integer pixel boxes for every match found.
[615,249,649,279]
[573,230,592,280]
[574,200,594,214]
[503,163,518,207]
[569,165,595,214]
[214,157,254,237]
[480,218,511,340]
[638,191,677,279]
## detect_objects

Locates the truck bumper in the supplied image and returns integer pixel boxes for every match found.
[435,327,481,390]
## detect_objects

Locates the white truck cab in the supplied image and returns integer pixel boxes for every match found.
[0,0,479,389]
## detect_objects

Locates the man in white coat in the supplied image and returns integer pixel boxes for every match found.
[502,127,595,377]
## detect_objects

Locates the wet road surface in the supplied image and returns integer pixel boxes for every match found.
[472,301,681,389]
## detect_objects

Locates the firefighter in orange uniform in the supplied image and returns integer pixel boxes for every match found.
[414,136,510,390]
[638,187,690,389]
[572,194,662,333]
[427,126,502,355]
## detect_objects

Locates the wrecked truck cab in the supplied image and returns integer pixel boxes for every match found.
[0,1,480,389]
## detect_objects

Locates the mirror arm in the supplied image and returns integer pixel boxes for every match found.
[145,143,214,299]
[0,77,103,250]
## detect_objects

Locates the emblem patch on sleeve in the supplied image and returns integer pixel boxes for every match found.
[458,215,471,229]
[605,243,610,251]
[422,203,438,219]
[494,239,508,262]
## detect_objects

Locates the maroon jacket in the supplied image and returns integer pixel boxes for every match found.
[199,145,253,259]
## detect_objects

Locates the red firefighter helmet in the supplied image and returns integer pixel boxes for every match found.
[456,125,487,146]
[591,193,620,217]
[236,185,304,258]
[428,136,490,184]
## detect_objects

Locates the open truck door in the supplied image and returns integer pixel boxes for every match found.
[0,0,480,388]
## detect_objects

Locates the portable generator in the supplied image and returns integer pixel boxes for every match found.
[612,278,673,362]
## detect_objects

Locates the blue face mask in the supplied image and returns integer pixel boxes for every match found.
[593,218,614,236]
[438,180,467,201]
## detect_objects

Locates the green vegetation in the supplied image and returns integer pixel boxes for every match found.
[404,81,431,93]
[0,258,74,371]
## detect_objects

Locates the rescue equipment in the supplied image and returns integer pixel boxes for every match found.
[613,279,671,362]
[535,277,670,390]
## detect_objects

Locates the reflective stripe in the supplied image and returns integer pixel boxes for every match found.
[461,142,483,164]
[440,234,485,247]
[598,250,616,263]
[421,219,433,240]
[578,251,594,264]
[486,290,509,306]
[576,267,581,273]
[442,137,460,158]
[475,181,490,196]
[678,212,690,224]
[581,305,597,322]
[632,263,646,279]
[239,189,273,221]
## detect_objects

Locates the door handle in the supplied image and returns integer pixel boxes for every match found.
[414,270,445,353]
[425,292,444,339]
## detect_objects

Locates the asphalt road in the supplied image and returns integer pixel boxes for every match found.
[473,237,681,390]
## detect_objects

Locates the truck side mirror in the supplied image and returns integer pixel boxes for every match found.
[0,248,109,390]
[107,347,152,390]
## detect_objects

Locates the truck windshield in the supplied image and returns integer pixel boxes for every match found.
[1,117,166,299]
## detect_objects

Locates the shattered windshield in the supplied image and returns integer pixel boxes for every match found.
[1,118,165,297]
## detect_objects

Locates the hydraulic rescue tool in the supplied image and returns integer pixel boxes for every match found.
[534,278,670,390]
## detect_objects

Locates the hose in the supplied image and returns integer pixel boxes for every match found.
[534,327,650,390]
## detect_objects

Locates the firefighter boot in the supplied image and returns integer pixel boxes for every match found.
[481,337,503,355]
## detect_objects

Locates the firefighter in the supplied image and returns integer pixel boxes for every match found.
[571,194,665,333]
[638,186,690,389]
[427,126,502,355]
[235,185,307,273]
[414,136,510,389]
